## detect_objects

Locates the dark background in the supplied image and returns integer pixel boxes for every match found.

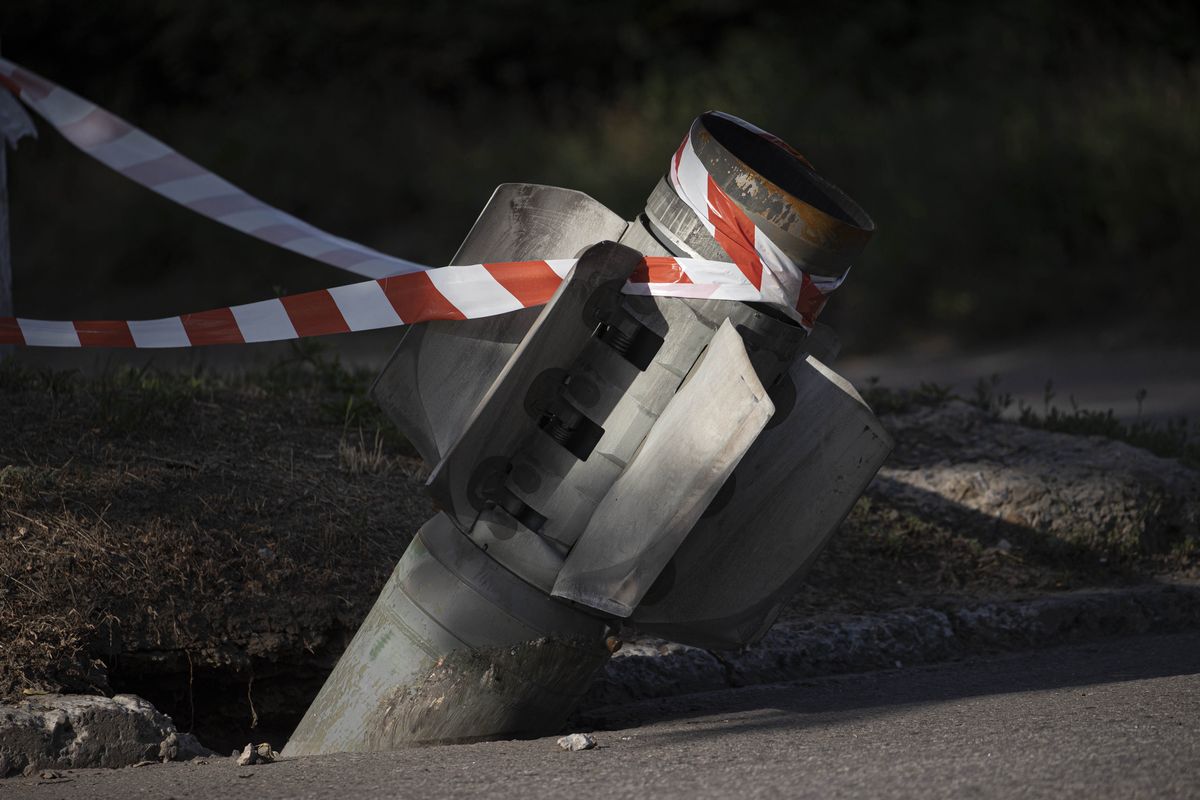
[2,0,1197,353]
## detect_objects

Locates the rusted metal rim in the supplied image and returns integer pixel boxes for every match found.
[691,111,875,278]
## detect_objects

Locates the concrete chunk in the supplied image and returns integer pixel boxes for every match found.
[0,694,212,777]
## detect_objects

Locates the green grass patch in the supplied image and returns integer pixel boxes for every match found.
[0,342,415,455]
[862,372,1199,468]
[978,375,1200,468]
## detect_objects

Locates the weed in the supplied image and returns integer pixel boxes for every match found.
[860,377,954,415]
[338,427,391,475]
[256,341,415,456]
[1015,389,1199,468]
[971,374,1013,419]
[870,371,1200,468]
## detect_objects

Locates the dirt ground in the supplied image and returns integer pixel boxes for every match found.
[0,352,431,748]
[1,352,1195,751]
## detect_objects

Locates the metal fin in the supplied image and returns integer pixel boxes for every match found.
[371,184,627,465]
[629,355,894,648]
[551,320,774,617]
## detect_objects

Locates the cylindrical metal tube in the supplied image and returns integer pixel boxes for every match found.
[642,111,875,280]
[287,111,881,756]
[281,513,608,756]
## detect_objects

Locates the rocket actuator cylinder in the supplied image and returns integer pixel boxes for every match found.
[283,111,889,756]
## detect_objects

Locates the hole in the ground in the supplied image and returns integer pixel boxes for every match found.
[106,645,347,755]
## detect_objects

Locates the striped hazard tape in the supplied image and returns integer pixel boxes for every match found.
[0,58,842,348]
[0,57,425,280]
[0,256,758,348]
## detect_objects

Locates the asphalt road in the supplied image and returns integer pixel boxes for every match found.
[839,337,1200,423]
[5,632,1199,799]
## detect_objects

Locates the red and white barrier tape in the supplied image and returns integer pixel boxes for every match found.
[0,256,759,348]
[0,58,840,348]
[0,57,426,280]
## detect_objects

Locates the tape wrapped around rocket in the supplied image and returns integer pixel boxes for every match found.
[281,112,893,756]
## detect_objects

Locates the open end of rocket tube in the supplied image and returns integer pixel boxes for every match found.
[698,112,875,234]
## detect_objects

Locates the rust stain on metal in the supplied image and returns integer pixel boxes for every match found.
[737,165,872,255]
[694,122,873,258]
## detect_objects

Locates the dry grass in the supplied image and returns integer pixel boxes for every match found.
[338,427,391,475]
[0,358,431,707]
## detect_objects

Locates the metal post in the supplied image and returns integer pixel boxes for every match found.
[0,132,12,361]
[0,40,36,360]
[0,40,12,360]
